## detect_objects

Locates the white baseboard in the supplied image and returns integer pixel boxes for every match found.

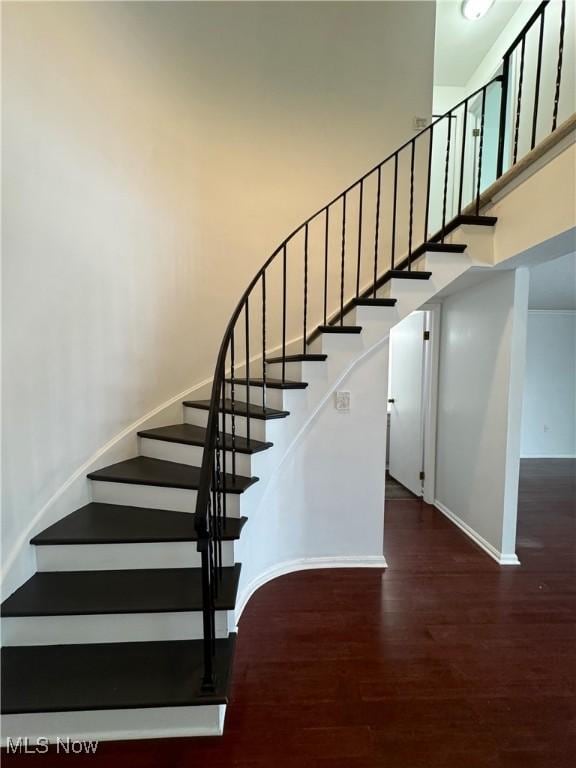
[1,704,226,745]
[434,500,520,566]
[234,555,388,623]
[521,454,576,459]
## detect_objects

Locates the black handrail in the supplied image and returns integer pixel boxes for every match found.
[194,0,569,691]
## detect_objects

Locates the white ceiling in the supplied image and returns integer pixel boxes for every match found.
[529,253,576,310]
[434,0,523,86]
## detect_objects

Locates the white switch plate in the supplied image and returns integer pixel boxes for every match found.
[335,391,351,411]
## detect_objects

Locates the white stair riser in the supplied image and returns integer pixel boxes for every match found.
[421,250,472,286]
[2,610,233,646]
[265,360,325,382]
[377,277,434,312]
[139,437,253,476]
[350,306,398,327]
[1,705,226,743]
[91,481,242,518]
[35,541,235,571]
[307,331,364,356]
[184,406,269,442]
[224,383,285,410]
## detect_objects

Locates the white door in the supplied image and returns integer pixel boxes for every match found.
[388,311,426,496]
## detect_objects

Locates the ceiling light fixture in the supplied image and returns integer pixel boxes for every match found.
[461,0,496,21]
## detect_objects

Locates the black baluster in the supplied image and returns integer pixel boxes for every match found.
[244,297,250,444]
[513,37,526,165]
[211,463,220,597]
[207,521,216,653]
[356,180,363,297]
[392,154,398,270]
[476,88,487,215]
[199,536,215,692]
[423,129,432,242]
[303,223,309,352]
[340,193,346,324]
[220,374,227,524]
[531,10,545,150]
[282,244,287,382]
[458,101,468,214]
[552,0,566,132]
[373,165,381,298]
[210,480,218,596]
[441,112,452,242]
[261,271,267,414]
[230,332,236,478]
[496,54,510,178]
[323,208,329,325]
[408,141,415,270]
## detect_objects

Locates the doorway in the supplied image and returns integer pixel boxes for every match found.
[386,306,440,503]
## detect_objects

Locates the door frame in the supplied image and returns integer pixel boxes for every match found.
[421,303,442,504]
[386,304,441,502]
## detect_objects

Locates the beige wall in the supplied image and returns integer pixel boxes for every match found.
[1,1,435,589]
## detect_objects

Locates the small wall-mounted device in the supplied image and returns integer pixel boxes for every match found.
[335,391,351,412]
[413,116,429,131]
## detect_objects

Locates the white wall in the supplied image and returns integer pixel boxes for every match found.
[435,268,530,562]
[521,311,576,457]
[2,2,435,591]
[236,337,389,617]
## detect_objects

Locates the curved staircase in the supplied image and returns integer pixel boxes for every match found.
[1,0,571,744]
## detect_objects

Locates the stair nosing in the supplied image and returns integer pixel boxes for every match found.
[315,325,362,333]
[266,354,327,364]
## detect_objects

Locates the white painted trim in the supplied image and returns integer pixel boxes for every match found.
[521,454,576,459]
[489,125,576,207]
[528,309,576,315]
[1,705,226,744]
[234,555,388,624]
[1,610,233,646]
[422,303,441,504]
[434,500,520,566]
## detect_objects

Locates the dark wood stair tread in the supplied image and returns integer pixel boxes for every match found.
[422,242,467,253]
[389,269,432,279]
[1,564,241,617]
[1,636,235,713]
[307,324,363,344]
[225,377,308,390]
[184,399,289,420]
[31,503,246,546]
[444,214,497,233]
[138,423,272,454]
[316,325,362,333]
[352,298,397,307]
[266,353,327,364]
[88,457,257,494]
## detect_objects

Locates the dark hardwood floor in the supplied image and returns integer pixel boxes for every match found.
[4,459,575,767]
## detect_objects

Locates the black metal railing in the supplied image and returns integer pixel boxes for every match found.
[497,0,568,175]
[194,0,570,691]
